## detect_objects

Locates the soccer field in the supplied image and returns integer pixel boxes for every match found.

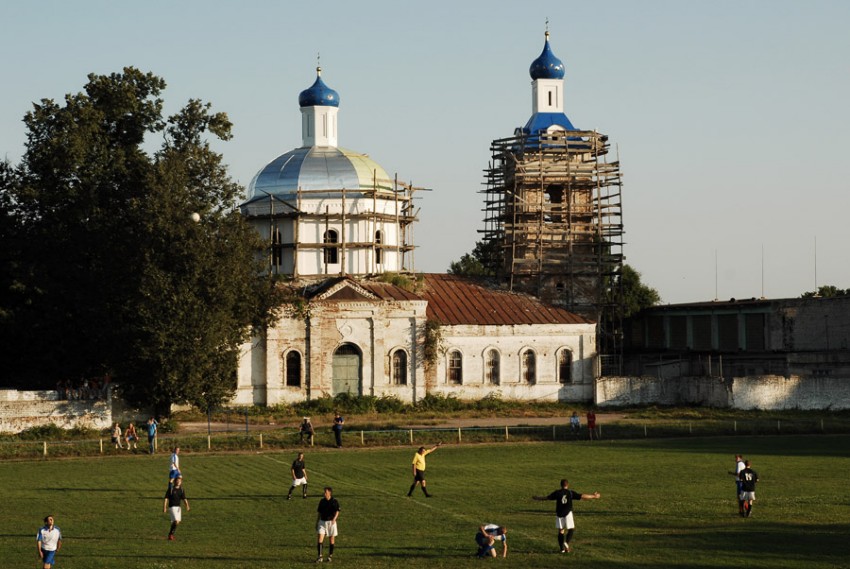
[3,435,849,569]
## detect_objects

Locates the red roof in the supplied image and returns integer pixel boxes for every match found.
[420,273,591,326]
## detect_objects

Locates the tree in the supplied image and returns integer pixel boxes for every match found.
[0,68,274,413]
[448,240,499,277]
[618,264,661,318]
[801,285,849,298]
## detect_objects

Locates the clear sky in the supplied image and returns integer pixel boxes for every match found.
[2,0,849,304]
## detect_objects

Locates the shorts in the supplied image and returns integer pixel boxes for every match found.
[740,491,756,501]
[317,520,338,537]
[127,435,137,441]
[111,437,119,443]
[291,476,307,487]
[556,512,575,530]
[169,506,182,523]
[414,469,426,482]
[42,550,57,565]
[169,469,181,480]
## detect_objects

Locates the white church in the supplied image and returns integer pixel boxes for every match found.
[234,32,598,405]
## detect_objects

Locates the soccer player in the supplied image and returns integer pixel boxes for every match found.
[533,479,601,553]
[316,486,340,563]
[163,475,190,540]
[407,442,442,498]
[36,515,62,569]
[476,524,507,558]
[738,460,759,517]
[288,452,309,500]
[729,454,746,515]
[168,446,181,489]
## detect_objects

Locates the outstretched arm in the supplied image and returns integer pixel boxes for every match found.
[580,491,601,500]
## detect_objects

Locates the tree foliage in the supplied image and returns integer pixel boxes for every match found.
[0,68,275,413]
[801,285,849,298]
[448,240,499,277]
[618,264,661,318]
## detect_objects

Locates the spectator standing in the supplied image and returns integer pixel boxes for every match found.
[586,411,597,440]
[332,412,344,448]
[569,412,580,435]
[147,417,158,454]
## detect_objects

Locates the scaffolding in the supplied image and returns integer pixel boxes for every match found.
[481,129,624,354]
[241,174,423,278]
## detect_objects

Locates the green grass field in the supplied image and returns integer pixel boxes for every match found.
[3,435,849,569]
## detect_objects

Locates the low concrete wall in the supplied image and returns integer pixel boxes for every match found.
[596,375,850,410]
[0,390,112,433]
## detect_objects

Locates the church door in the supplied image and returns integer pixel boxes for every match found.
[332,344,361,396]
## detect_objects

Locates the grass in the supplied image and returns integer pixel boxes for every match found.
[2,435,849,568]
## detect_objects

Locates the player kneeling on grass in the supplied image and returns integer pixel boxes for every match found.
[316,486,340,563]
[476,524,507,558]
[163,475,190,541]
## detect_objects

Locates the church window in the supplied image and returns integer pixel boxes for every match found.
[448,350,462,384]
[285,351,302,387]
[558,349,572,383]
[272,226,283,269]
[375,230,383,265]
[548,90,552,106]
[392,350,407,385]
[486,349,500,385]
[522,350,536,384]
[323,230,339,264]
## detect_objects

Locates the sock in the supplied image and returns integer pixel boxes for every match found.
[303,485,308,497]
[287,488,293,497]
[408,484,416,496]
[317,543,323,558]
[329,543,335,556]
[169,522,177,535]
[565,529,574,545]
[558,532,565,550]
[422,486,430,497]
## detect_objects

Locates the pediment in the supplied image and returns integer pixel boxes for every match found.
[314,279,380,301]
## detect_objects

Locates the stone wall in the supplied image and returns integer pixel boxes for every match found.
[596,375,850,410]
[0,389,112,433]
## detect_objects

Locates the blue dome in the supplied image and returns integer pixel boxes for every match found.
[529,32,565,80]
[298,69,340,108]
[245,146,392,203]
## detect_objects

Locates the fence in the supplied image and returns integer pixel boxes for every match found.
[1,417,848,460]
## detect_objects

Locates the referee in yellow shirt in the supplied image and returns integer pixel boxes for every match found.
[407,442,442,497]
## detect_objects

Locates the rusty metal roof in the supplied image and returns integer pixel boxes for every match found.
[420,273,591,326]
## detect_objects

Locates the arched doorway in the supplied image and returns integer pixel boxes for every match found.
[332,344,361,396]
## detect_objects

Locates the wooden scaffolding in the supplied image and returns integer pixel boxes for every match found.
[482,129,624,353]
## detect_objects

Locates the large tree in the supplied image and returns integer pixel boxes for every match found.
[0,68,274,413]
[618,264,661,317]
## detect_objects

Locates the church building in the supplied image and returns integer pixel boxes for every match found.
[235,32,599,405]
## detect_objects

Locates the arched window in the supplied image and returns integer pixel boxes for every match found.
[486,349,500,385]
[323,229,339,264]
[391,350,407,385]
[374,230,383,265]
[522,350,536,384]
[558,349,572,384]
[285,351,301,387]
[448,350,462,384]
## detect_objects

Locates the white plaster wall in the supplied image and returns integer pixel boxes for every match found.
[431,322,596,402]
[595,375,850,410]
[0,390,112,433]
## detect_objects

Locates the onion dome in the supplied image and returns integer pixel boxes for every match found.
[298,67,340,108]
[245,146,392,203]
[529,31,565,80]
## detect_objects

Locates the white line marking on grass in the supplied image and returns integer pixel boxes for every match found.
[261,453,553,550]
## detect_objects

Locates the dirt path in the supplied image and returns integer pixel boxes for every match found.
[178,413,626,434]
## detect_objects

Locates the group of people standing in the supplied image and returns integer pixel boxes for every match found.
[297,412,345,448]
[109,417,159,453]
[730,454,759,517]
[569,410,599,439]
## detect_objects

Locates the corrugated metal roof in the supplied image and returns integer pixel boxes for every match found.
[420,273,591,326]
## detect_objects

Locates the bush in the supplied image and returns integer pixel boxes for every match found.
[375,395,407,414]
[414,393,465,412]
[18,424,65,440]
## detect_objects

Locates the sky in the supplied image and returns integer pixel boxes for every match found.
[2,0,849,304]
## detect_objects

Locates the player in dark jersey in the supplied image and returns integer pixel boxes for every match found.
[533,479,601,553]
[316,486,340,562]
[288,452,308,500]
[163,475,190,540]
[738,460,759,517]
